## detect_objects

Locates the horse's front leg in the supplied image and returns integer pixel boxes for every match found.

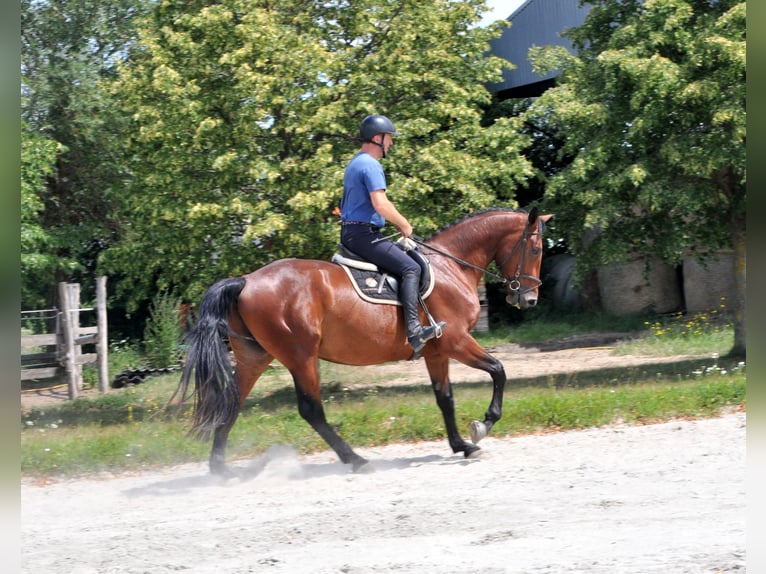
[446,337,507,444]
[468,353,506,444]
[425,356,481,459]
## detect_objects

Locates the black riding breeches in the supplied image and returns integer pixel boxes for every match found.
[340,224,420,280]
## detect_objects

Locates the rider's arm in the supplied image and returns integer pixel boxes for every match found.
[370,190,413,237]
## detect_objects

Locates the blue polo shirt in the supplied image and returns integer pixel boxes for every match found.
[341,152,387,228]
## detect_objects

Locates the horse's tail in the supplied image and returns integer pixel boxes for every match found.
[174,276,247,440]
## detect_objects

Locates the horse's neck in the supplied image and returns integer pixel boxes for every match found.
[431,223,504,271]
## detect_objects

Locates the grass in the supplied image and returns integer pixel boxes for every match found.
[617,308,734,356]
[485,308,651,345]
[21,310,745,479]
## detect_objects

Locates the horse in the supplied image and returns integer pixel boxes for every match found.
[175,207,553,475]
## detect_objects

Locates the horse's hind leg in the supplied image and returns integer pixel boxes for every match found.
[210,420,237,477]
[210,338,273,477]
[288,359,369,472]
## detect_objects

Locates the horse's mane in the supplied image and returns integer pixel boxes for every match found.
[426,207,528,241]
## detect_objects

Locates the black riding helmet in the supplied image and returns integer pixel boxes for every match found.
[360,114,400,142]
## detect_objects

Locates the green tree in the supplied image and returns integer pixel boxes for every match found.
[21,0,151,307]
[20,124,74,309]
[100,0,534,310]
[524,0,745,355]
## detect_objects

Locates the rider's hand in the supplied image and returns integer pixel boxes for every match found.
[397,236,417,251]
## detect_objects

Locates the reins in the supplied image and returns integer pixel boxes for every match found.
[409,235,508,284]
[410,223,543,292]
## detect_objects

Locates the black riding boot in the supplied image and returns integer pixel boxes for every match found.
[400,272,446,358]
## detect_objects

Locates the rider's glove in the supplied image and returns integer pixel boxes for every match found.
[397,236,417,251]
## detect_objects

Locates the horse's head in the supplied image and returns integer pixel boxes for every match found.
[497,207,553,309]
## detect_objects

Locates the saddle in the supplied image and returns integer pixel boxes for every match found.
[331,244,435,305]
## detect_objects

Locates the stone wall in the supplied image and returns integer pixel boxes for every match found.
[682,250,736,314]
[597,257,682,316]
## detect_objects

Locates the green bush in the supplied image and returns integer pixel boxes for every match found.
[143,291,183,368]
[82,338,146,388]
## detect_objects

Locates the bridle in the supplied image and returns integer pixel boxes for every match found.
[495,221,544,307]
[411,219,543,308]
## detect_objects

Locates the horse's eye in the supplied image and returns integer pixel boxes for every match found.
[531,247,540,256]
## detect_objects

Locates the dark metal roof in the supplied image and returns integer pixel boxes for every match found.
[488,0,591,98]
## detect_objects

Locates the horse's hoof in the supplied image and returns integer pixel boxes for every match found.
[469,420,487,444]
[464,444,482,459]
[351,458,373,474]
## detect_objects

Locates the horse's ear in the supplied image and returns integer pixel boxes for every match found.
[527,206,539,226]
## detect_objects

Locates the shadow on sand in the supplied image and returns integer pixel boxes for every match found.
[123,445,477,497]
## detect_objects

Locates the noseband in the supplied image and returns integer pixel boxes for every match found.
[411,221,543,309]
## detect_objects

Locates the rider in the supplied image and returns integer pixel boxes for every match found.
[340,114,445,357]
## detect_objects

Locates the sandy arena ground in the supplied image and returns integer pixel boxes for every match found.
[21,411,745,573]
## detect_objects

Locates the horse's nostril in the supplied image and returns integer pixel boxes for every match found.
[528,299,537,307]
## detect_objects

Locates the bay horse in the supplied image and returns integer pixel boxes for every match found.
[175,207,552,475]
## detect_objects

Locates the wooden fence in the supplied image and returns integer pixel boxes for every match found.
[21,277,109,400]
[474,278,489,332]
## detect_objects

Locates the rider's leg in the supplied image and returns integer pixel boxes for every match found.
[399,269,445,355]
[341,226,445,354]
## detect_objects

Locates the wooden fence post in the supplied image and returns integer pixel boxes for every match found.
[96,276,109,393]
[58,282,79,400]
[69,283,83,390]
[474,278,489,332]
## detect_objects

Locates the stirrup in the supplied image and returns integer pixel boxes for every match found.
[407,321,446,360]
[429,320,445,339]
[420,321,446,341]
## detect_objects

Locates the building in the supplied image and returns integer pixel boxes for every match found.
[488,0,591,99]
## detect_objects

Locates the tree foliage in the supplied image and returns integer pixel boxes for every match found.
[20,123,73,308]
[523,0,745,353]
[100,0,534,309]
[20,0,151,307]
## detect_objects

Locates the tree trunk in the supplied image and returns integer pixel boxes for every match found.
[729,212,746,357]
[714,166,746,358]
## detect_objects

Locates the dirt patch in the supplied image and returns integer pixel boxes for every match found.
[20,381,104,411]
[331,338,708,391]
[20,336,708,411]
[518,331,644,351]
